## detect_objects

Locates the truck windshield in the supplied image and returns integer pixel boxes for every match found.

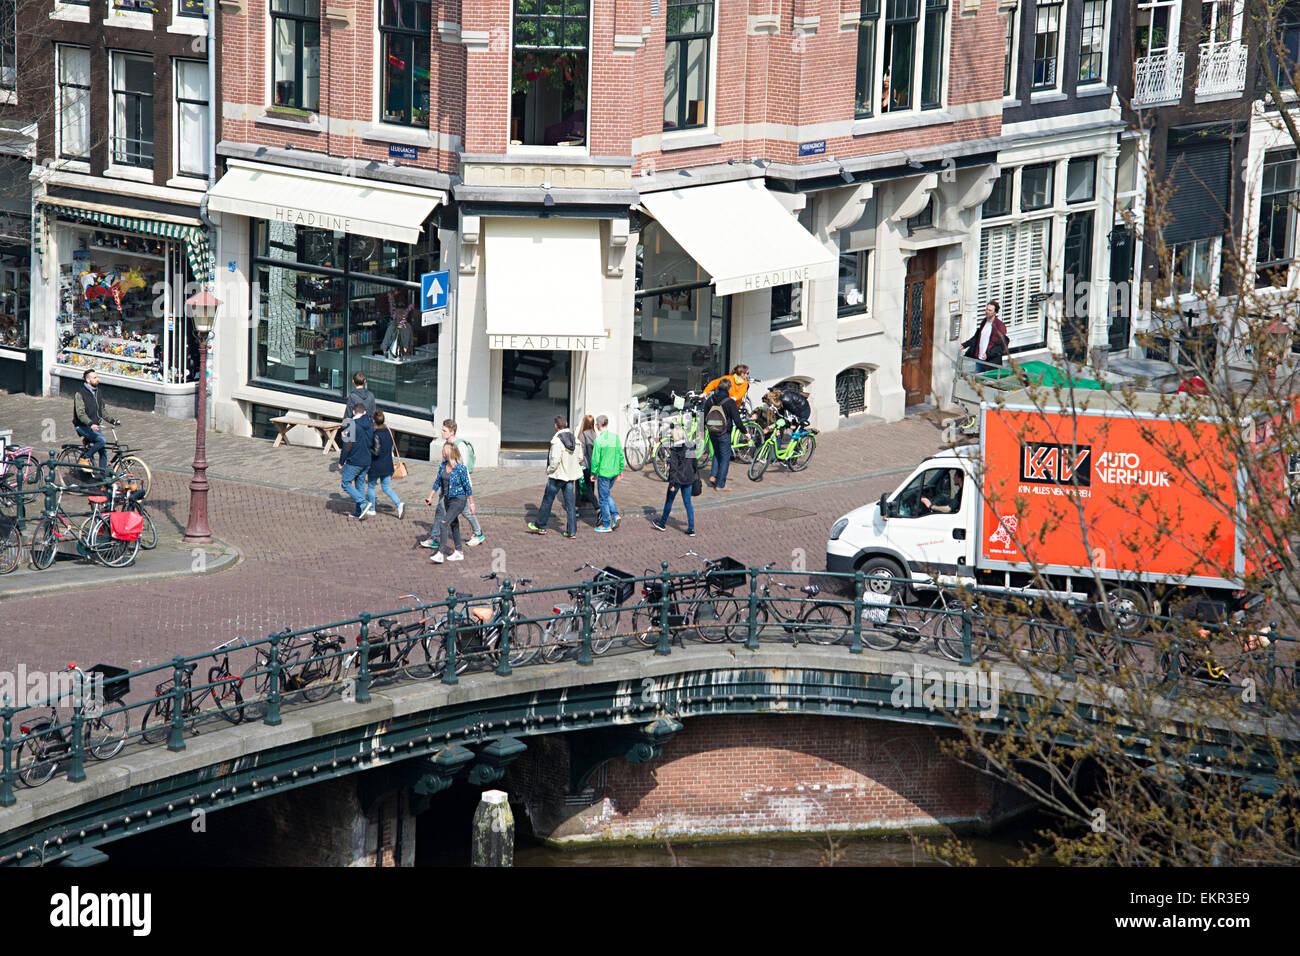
[894,468,964,517]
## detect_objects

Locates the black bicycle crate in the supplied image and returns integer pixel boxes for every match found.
[593,566,635,605]
[88,664,130,703]
[706,557,747,592]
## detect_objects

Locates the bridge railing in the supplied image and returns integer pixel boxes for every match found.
[2,563,1296,803]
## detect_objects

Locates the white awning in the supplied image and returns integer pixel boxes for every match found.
[639,179,837,296]
[208,160,444,244]
[484,217,607,351]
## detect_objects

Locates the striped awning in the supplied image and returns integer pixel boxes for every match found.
[37,198,215,283]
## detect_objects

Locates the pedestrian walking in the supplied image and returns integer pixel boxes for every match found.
[528,415,584,537]
[961,301,1008,375]
[420,418,485,549]
[346,371,376,419]
[578,413,598,512]
[365,409,404,519]
[589,415,624,532]
[651,427,698,536]
[425,442,472,563]
[338,402,374,520]
[705,385,745,490]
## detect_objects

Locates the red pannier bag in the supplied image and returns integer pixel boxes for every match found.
[109,511,144,542]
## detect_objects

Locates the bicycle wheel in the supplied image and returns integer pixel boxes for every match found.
[433,637,472,677]
[56,445,88,478]
[692,595,742,643]
[860,599,911,652]
[508,620,544,667]
[731,421,765,465]
[799,600,851,645]
[788,435,817,472]
[748,443,774,481]
[591,602,620,655]
[652,441,672,481]
[624,424,651,471]
[17,723,59,787]
[400,633,436,681]
[301,641,343,702]
[632,606,668,648]
[137,506,157,550]
[116,456,152,499]
[28,516,58,570]
[139,700,173,744]
[540,617,572,663]
[85,712,127,760]
[209,667,245,723]
[934,603,990,663]
[0,524,20,574]
[89,513,137,568]
[1026,620,1064,673]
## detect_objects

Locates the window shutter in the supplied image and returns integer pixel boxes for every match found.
[1163,141,1231,245]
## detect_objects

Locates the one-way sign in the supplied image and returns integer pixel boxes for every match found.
[421,270,449,312]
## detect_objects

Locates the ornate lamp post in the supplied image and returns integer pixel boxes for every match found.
[183,290,220,543]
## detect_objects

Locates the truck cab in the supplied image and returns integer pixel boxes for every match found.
[827,446,979,594]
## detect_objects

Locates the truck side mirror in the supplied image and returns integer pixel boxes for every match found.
[878,493,890,519]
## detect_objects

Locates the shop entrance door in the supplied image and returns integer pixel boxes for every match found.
[500,350,572,445]
[901,250,935,406]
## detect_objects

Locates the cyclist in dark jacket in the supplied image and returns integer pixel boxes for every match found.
[72,368,118,470]
[652,429,698,536]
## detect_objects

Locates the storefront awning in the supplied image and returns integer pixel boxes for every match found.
[484,217,606,351]
[639,180,837,297]
[208,160,444,245]
[38,197,214,283]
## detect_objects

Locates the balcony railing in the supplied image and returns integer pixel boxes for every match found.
[1196,42,1248,98]
[1133,52,1185,107]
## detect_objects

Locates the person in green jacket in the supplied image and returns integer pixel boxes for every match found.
[590,414,624,533]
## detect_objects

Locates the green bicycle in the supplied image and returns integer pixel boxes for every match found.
[652,394,713,480]
[747,415,817,481]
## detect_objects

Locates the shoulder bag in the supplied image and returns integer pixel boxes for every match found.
[388,428,408,480]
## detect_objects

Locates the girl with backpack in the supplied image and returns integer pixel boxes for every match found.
[651,427,699,536]
[705,388,745,490]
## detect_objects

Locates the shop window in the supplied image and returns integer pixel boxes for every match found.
[1257,149,1298,288]
[770,283,803,332]
[835,367,869,416]
[1031,1,1062,90]
[272,0,321,112]
[250,220,440,412]
[511,0,588,147]
[175,59,209,179]
[1079,0,1106,83]
[664,0,713,131]
[1066,156,1096,203]
[380,0,431,127]
[0,203,30,349]
[855,0,880,117]
[110,51,155,169]
[838,250,871,316]
[982,169,1013,218]
[1002,2,1017,96]
[55,224,195,383]
[57,46,91,161]
[0,0,14,91]
[1020,162,1054,210]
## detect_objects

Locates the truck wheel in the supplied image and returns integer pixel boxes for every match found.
[1096,586,1149,638]
[859,557,906,599]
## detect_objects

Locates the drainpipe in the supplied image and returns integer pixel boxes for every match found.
[197,0,219,425]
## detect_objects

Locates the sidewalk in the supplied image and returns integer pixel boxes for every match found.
[0,394,951,517]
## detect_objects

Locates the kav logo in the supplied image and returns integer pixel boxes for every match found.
[49,886,151,937]
[988,514,1018,549]
[1019,442,1092,486]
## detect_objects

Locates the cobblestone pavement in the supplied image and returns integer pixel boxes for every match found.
[0,392,957,683]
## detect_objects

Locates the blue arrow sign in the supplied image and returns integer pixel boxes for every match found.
[420,270,449,312]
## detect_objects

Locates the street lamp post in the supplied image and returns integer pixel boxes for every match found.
[183,290,220,544]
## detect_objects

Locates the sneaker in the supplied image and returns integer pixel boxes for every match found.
[594,525,612,533]
[527,522,548,535]
[419,538,437,548]
[357,508,369,522]
[651,521,667,532]
[686,528,696,537]
[708,476,717,487]
[612,514,621,529]
[430,552,445,563]
[467,533,485,547]
[396,502,405,520]
[365,506,377,517]
[448,551,465,562]
[562,531,577,539]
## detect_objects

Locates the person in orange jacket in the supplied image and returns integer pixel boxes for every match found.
[702,364,751,405]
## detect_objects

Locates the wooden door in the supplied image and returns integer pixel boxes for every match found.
[901,250,936,406]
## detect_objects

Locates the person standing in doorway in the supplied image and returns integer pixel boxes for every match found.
[72,368,117,471]
[420,418,485,549]
[425,442,471,563]
[961,301,1009,375]
[589,415,624,533]
[528,415,583,537]
[652,427,697,536]
[365,409,404,519]
[338,402,374,520]
[346,372,376,419]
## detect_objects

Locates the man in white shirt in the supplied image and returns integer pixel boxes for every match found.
[961,301,1009,375]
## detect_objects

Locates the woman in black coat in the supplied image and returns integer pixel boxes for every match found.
[651,428,697,536]
[365,409,404,518]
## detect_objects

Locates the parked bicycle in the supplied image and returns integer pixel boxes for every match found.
[0,443,40,515]
[28,481,142,570]
[140,638,248,741]
[434,572,543,674]
[57,424,152,498]
[652,392,713,479]
[852,584,990,663]
[109,471,155,550]
[633,553,745,646]
[16,663,130,787]
[730,562,851,645]
[344,595,440,681]
[747,409,817,480]
[0,513,21,574]
[541,563,635,662]
[242,630,345,716]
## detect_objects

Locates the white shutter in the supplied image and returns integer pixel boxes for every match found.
[979,220,1051,349]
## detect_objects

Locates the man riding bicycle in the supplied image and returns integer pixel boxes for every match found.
[72,369,119,471]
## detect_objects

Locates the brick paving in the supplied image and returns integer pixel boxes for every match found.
[0,392,955,685]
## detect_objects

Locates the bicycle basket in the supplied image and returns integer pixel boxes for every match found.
[108,511,143,541]
[88,664,130,703]
[706,557,747,593]
[593,566,635,605]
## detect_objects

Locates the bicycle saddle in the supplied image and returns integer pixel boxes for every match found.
[87,495,108,504]
[468,605,493,623]
[182,662,197,675]
[377,618,398,630]
[802,584,820,597]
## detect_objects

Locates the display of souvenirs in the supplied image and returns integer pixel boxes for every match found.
[90,231,167,258]
[78,267,147,311]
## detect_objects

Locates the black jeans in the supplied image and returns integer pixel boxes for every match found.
[439,496,466,553]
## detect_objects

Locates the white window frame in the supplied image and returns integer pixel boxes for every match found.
[375,0,432,129]
[1164,236,1221,304]
[1136,0,1181,60]
[507,0,593,156]
[1030,0,1064,92]
[168,0,209,36]
[662,0,717,135]
[858,0,951,118]
[1200,0,1242,50]
[108,50,155,174]
[173,57,209,181]
[55,44,91,165]
[1078,0,1110,86]
[267,0,322,113]
[1003,3,1019,99]
[837,248,873,318]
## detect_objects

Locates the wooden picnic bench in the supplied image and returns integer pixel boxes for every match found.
[270,415,344,455]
